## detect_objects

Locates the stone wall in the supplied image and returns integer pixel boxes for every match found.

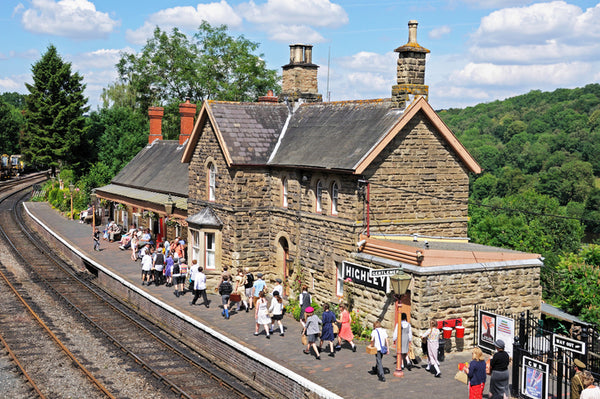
[346,253,542,354]
[364,111,470,237]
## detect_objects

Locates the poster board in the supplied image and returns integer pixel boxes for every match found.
[478,310,514,356]
[521,356,548,399]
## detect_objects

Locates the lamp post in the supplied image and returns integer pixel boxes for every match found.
[90,190,97,231]
[164,194,175,215]
[390,272,412,378]
[69,183,74,220]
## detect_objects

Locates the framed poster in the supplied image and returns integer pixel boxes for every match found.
[521,356,548,399]
[478,310,497,351]
[496,315,515,357]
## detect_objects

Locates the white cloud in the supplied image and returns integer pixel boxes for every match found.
[470,41,600,64]
[473,1,582,46]
[12,3,25,17]
[0,77,22,91]
[265,24,325,43]
[337,51,395,73]
[150,1,242,29]
[72,47,133,70]
[126,1,242,45]
[20,0,120,40]
[239,0,348,28]
[450,62,591,87]
[429,25,451,39]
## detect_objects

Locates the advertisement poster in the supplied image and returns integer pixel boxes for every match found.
[521,357,548,399]
[478,310,496,351]
[496,315,515,357]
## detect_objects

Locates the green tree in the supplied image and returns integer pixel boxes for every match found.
[116,22,279,110]
[0,99,23,154]
[22,45,89,173]
[555,247,600,324]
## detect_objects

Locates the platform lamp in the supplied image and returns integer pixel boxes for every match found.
[69,183,74,220]
[90,190,97,230]
[164,194,175,215]
[390,271,412,378]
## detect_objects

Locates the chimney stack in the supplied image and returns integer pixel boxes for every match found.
[280,44,322,104]
[258,89,278,103]
[148,106,164,144]
[179,98,196,145]
[391,20,430,109]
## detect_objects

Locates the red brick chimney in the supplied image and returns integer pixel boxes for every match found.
[258,90,278,103]
[179,99,196,145]
[148,106,164,144]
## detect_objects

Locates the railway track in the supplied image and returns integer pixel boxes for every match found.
[0,181,265,398]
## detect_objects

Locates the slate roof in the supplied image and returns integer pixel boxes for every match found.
[208,102,289,165]
[111,140,188,197]
[94,184,187,211]
[186,206,223,228]
[268,100,404,170]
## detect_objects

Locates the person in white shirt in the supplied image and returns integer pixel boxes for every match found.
[272,278,284,298]
[140,247,153,286]
[190,267,209,307]
[581,371,600,399]
[370,321,389,382]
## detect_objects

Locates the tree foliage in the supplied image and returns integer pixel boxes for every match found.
[115,22,279,111]
[22,45,89,173]
[0,98,23,155]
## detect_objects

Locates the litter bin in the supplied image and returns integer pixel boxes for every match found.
[438,337,446,362]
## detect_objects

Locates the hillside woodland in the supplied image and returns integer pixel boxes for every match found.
[439,84,600,323]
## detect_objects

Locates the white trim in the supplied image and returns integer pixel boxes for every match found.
[23,202,343,399]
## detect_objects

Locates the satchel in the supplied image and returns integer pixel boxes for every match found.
[229,293,241,302]
[376,329,388,355]
[301,334,308,346]
[333,323,339,335]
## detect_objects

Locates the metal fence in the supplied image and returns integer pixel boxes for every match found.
[474,306,599,398]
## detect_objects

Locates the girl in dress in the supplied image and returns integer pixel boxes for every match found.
[319,303,337,357]
[421,319,442,378]
[336,303,356,352]
[254,290,271,338]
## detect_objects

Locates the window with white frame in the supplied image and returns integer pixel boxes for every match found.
[331,182,339,215]
[282,177,288,208]
[205,232,216,269]
[192,230,201,265]
[336,262,344,297]
[122,211,128,228]
[316,180,323,213]
[133,213,139,228]
[208,163,216,202]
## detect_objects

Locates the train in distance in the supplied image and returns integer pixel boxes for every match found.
[1,154,25,179]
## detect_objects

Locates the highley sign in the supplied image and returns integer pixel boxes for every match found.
[342,261,388,292]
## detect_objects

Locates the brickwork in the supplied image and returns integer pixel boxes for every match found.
[363,111,470,237]
[351,253,542,354]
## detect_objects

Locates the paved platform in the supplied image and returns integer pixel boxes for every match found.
[25,201,480,399]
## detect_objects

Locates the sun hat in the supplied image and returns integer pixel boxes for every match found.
[305,306,314,313]
[574,359,587,369]
[494,339,505,349]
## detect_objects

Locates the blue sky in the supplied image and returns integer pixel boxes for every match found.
[2,0,600,110]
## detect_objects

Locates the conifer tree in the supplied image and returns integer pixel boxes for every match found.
[23,45,89,174]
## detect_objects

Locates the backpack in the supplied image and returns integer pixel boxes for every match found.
[244,273,254,288]
[154,252,164,265]
[219,280,233,295]
[301,292,311,309]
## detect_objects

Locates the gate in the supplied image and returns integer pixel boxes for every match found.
[474,307,599,398]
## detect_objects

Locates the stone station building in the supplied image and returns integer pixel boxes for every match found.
[94,21,543,351]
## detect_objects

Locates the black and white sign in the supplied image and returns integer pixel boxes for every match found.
[521,356,548,399]
[342,262,387,292]
[369,268,401,278]
[552,334,586,355]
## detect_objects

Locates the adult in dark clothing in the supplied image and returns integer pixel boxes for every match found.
[466,347,487,399]
[489,339,510,399]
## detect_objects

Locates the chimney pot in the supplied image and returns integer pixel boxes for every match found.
[148,106,164,144]
[408,20,418,44]
[179,100,196,145]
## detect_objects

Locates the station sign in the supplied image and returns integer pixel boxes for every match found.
[369,268,402,278]
[552,334,586,354]
[342,262,387,292]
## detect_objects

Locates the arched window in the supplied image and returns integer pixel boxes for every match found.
[316,180,323,213]
[282,177,289,208]
[331,182,339,215]
[208,163,216,202]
